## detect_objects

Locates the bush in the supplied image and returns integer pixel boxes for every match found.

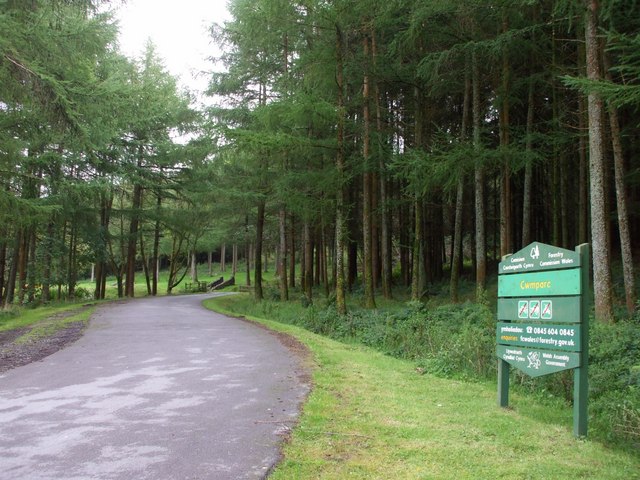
[588,318,640,446]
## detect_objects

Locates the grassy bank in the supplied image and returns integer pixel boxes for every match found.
[204,294,639,479]
[0,302,95,335]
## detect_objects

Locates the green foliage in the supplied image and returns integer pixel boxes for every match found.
[589,317,640,445]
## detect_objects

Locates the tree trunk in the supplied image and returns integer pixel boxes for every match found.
[522,74,535,247]
[279,207,288,300]
[334,24,347,314]
[303,221,313,301]
[17,228,28,304]
[585,0,614,322]
[604,55,635,315]
[362,33,376,309]
[152,194,161,296]
[190,250,198,281]
[0,238,6,306]
[499,11,512,258]
[221,244,226,272]
[26,229,37,303]
[67,224,77,300]
[450,58,471,302]
[254,200,265,300]
[6,231,20,305]
[232,244,238,277]
[140,232,151,295]
[125,183,143,298]
[411,200,423,301]
[373,32,392,299]
[289,216,296,289]
[473,49,486,299]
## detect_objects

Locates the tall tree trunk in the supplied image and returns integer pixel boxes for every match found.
[0,238,6,306]
[27,228,37,303]
[362,33,376,309]
[17,228,28,304]
[604,55,635,315]
[67,224,77,300]
[303,221,313,301]
[577,26,590,246]
[232,244,238,277]
[220,244,226,272]
[125,182,143,298]
[372,30,392,299]
[522,74,535,247]
[499,11,512,258]
[190,250,198,281]
[279,207,288,301]
[289,217,296,288]
[152,193,161,296]
[473,49,486,299]
[334,25,347,314]
[411,200,423,301]
[140,232,151,295]
[450,57,471,302]
[6,231,21,304]
[254,200,265,300]
[585,0,614,322]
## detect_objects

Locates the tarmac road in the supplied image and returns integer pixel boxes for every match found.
[0,293,310,480]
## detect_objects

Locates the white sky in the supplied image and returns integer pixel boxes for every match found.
[114,0,231,95]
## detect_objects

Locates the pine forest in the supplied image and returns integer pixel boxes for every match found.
[1,0,640,323]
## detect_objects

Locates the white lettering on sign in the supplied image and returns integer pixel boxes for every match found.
[501,325,523,334]
[540,260,560,267]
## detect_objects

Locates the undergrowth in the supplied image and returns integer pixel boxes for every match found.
[215,291,640,450]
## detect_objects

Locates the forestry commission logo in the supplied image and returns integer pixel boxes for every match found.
[530,244,540,260]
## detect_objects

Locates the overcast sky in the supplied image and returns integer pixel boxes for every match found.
[114,0,230,95]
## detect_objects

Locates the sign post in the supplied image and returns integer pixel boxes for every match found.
[496,242,589,438]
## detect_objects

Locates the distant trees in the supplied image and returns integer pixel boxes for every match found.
[0,1,204,305]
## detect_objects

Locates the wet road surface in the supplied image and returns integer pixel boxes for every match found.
[0,293,310,479]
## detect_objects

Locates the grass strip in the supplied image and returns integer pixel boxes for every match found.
[14,306,95,344]
[0,303,96,333]
[204,295,640,480]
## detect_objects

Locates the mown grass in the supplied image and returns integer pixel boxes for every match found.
[204,294,640,480]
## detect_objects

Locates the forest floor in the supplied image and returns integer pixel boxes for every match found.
[0,306,92,374]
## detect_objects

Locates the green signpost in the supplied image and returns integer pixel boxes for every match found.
[496,242,589,438]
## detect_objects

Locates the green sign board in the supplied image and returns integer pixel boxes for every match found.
[498,241,581,274]
[497,296,582,323]
[497,322,581,351]
[498,268,581,297]
[496,242,589,438]
[496,345,581,378]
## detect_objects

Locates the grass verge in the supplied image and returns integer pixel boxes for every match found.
[14,305,95,344]
[204,294,640,480]
[0,302,95,334]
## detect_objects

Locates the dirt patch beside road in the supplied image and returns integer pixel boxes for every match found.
[0,308,91,374]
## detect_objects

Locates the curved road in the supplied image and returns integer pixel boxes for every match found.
[0,294,310,480]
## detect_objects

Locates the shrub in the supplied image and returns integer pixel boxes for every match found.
[588,318,640,446]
